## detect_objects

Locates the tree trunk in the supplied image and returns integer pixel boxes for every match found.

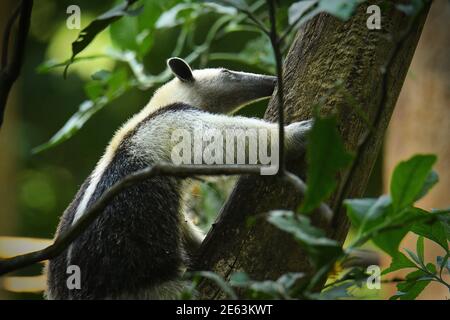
[383,0,450,299]
[192,1,431,299]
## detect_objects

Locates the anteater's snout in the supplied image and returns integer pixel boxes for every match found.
[267,75,277,86]
[264,75,278,96]
[272,77,278,88]
[246,74,278,99]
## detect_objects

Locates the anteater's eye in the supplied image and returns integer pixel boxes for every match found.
[221,69,237,80]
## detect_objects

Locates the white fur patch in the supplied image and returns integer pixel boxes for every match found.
[69,77,192,226]
[66,66,277,267]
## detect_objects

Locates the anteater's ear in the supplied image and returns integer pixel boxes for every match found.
[167,57,194,82]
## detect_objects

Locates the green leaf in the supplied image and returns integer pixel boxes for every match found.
[33,68,129,153]
[64,0,143,76]
[425,262,437,274]
[91,69,112,81]
[109,0,160,56]
[192,271,237,299]
[317,281,353,300]
[358,195,391,234]
[155,3,200,29]
[84,81,104,101]
[110,17,140,53]
[318,0,361,20]
[416,170,439,201]
[230,272,304,299]
[382,252,416,275]
[203,2,238,15]
[391,269,431,300]
[436,256,450,273]
[32,100,103,154]
[404,248,422,267]
[105,68,129,99]
[276,272,305,289]
[288,1,318,24]
[372,227,409,258]
[286,0,361,31]
[301,115,353,213]
[268,210,343,267]
[396,0,425,16]
[344,198,377,228]
[417,236,425,263]
[390,154,437,212]
[229,272,250,286]
[37,55,107,74]
[158,1,237,30]
[345,196,403,253]
[411,215,449,252]
[204,0,249,11]
[345,199,431,257]
[248,280,282,298]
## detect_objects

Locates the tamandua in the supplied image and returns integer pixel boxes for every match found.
[45,57,312,299]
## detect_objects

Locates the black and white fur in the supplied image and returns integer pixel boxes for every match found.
[45,58,312,299]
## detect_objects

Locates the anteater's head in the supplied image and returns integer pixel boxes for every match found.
[148,57,277,114]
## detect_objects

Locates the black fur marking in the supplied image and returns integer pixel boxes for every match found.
[46,177,91,299]
[47,103,199,299]
[167,58,194,82]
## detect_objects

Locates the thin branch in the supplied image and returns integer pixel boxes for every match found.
[267,0,333,223]
[0,162,334,275]
[279,2,318,44]
[267,0,286,174]
[241,9,270,37]
[0,164,263,275]
[221,0,330,223]
[0,0,33,128]
[1,2,21,68]
[221,0,270,36]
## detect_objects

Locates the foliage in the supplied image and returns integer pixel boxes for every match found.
[189,153,449,300]
[33,0,276,153]
[345,155,449,299]
[33,0,373,153]
[300,114,353,213]
[64,0,143,76]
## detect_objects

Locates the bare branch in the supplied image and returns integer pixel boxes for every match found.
[0,161,333,275]
[220,0,270,36]
[266,0,286,174]
[0,0,33,128]
[279,2,317,44]
[1,2,21,68]
[0,164,261,275]
[0,163,331,276]
[266,1,336,223]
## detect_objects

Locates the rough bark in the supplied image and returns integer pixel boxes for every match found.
[192,1,431,299]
